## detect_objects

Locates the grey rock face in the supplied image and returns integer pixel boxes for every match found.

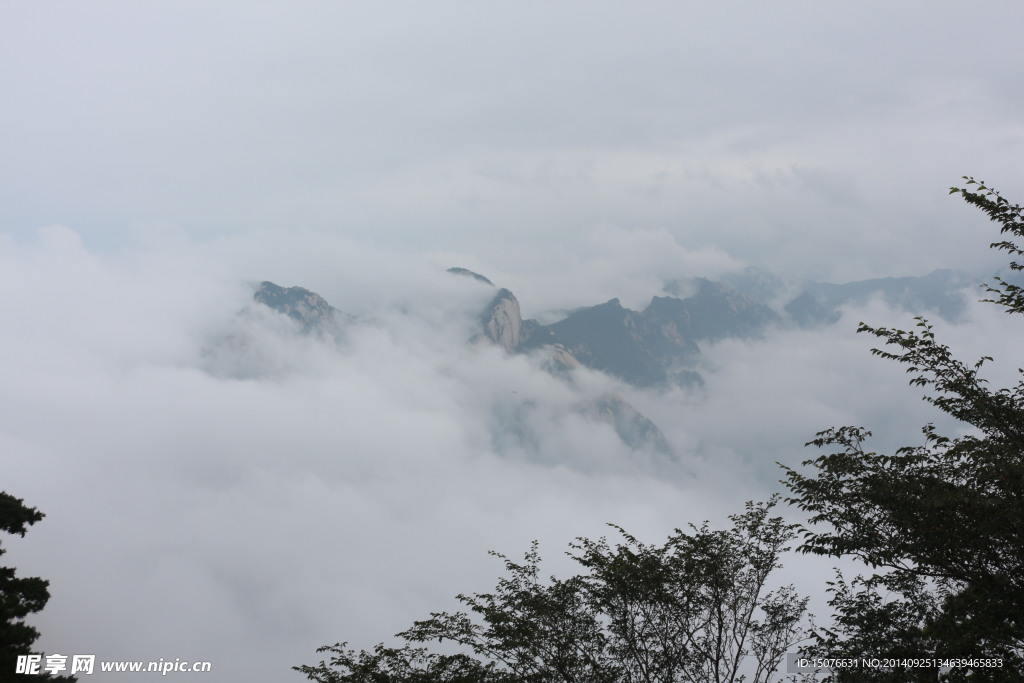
[480,288,528,352]
[533,298,671,387]
[511,280,778,388]
[471,283,675,455]
[253,281,349,335]
[447,267,495,286]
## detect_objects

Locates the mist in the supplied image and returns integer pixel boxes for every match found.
[2,223,1021,680]
[4,2,1024,680]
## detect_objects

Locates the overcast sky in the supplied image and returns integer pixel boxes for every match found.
[4,1,1024,285]
[4,2,1024,681]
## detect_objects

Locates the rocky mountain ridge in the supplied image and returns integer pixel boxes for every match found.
[248,266,984,462]
[252,281,352,336]
[472,267,981,388]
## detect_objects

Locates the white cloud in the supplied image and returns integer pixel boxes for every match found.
[3,223,1021,681]
[4,2,1022,280]
[3,3,1023,678]
[0,228,715,680]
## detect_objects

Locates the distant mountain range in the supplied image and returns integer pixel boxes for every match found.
[252,280,353,333]
[246,266,990,461]
[460,266,980,389]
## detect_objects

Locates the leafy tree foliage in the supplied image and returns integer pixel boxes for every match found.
[782,178,1024,681]
[0,492,74,682]
[297,498,809,683]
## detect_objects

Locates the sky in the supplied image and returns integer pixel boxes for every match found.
[3,2,1024,681]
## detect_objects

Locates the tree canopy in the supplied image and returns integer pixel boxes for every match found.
[296,498,809,683]
[0,492,75,682]
[299,177,1024,682]
[782,178,1024,681]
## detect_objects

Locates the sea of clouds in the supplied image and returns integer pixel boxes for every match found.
[3,225,1022,682]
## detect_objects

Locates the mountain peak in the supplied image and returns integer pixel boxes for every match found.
[480,288,527,352]
[447,267,495,286]
[253,281,347,334]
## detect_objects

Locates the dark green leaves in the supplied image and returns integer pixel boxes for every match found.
[297,499,809,683]
[783,179,1024,680]
[0,492,76,683]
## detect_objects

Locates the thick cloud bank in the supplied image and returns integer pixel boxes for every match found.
[0,228,742,681]
[4,3,1024,679]
[3,227,1021,681]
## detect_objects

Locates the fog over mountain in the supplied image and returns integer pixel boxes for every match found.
[5,226,1023,681]
[4,2,1024,681]
[243,265,990,463]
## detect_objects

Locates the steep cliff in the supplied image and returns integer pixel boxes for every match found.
[253,281,350,336]
[480,289,528,352]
